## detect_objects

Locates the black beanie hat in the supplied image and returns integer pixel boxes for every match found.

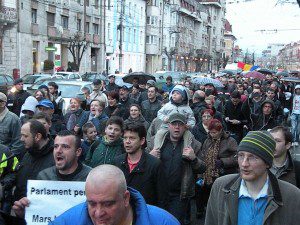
[238,131,275,167]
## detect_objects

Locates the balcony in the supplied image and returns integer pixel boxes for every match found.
[199,0,222,8]
[85,34,91,42]
[93,34,100,44]
[179,8,202,22]
[146,44,160,55]
[0,6,17,24]
[31,23,39,35]
[47,26,58,38]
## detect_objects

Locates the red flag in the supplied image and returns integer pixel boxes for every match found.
[238,62,245,69]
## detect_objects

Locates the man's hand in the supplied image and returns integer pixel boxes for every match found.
[182,147,196,161]
[149,148,161,158]
[13,197,30,218]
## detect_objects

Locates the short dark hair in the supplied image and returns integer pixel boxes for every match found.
[270,126,293,144]
[33,112,51,124]
[106,116,124,131]
[132,84,139,90]
[148,86,158,92]
[124,123,147,146]
[56,130,81,149]
[82,122,96,134]
[48,82,58,90]
[82,86,91,94]
[26,119,48,139]
[166,76,172,82]
[107,91,119,102]
[129,103,141,111]
[230,90,241,99]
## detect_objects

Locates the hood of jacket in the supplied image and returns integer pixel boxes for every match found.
[21,96,38,113]
[261,99,275,111]
[169,84,190,105]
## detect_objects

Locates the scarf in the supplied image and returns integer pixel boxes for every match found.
[203,138,221,185]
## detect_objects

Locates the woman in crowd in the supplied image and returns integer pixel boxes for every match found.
[64,98,85,132]
[124,104,149,130]
[192,109,214,144]
[196,119,238,217]
[104,91,122,117]
[75,99,108,136]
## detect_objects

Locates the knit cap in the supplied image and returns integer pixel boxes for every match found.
[237,131,275,167]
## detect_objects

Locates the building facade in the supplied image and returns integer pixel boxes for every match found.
[224,19,236,64]
[0,0,18,75]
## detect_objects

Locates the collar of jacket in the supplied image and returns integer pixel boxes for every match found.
[74,108,83,116]
[0,107,9,122]
[221,171,283,224]
[121,151,146,173]
[28,138,54,158]
[102,136,123,147]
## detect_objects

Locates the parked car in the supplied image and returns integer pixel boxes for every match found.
[27,79,92,114]
[22,73,52,90]
[0,74,14,95]
[81,72,107,82]
[53,72,82,81]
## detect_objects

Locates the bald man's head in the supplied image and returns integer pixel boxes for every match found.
[193,90,206,103]
[86,165,127,194]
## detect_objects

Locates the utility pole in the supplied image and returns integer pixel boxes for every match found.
[118,0,125,73]
[83,0,86,36]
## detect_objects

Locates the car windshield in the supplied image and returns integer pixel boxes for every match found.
[23,76,40,84]
[58,84,82,98]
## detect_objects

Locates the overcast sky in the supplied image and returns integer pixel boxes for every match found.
[225,0,300,53]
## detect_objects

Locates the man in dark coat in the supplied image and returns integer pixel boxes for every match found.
[118,85,136,120]
[13,120,55,202]
[7,78,30,116]
[224,91,248,143]
[141,86,162,123]
[191,90,208,123]
[270,126,299,188]
[105,74,119,92]
[114,123,167,208]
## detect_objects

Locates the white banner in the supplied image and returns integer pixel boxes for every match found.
[25,180,86,225]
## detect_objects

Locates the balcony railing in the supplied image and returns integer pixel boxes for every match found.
[199,0,222,8]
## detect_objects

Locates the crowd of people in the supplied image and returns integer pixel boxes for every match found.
[0,72,299,224]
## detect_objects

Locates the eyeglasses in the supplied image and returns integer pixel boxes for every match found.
[236,153,260,164]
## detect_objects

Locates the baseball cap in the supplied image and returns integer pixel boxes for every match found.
[36,99,54,109]
[168,113,187,124]
[93,79,102,85]
[0,92,7,102]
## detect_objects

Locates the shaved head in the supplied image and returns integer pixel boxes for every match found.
[86,165,127,196]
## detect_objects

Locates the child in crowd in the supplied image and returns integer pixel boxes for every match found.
[80,122,98,161]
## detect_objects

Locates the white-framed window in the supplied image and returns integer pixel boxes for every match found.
[85,22,90,33]
[31,8,37,23]
[146,35,157,44]
[107,23,111,41]
[61,16,68,29]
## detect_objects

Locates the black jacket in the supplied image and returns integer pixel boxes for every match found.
[191,122,208,144]
[141,98,162,123]
[224,100,247,135]
[13,139,55,201]
[113,151,168,208]
[191,101,208,123]
[119,97,136,120]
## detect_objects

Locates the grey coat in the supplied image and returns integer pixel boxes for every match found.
[205,172,300,225]
[37,164,92,181]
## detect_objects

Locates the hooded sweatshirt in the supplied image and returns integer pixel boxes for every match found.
[20,96,38,117]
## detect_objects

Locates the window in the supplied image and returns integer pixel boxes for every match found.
[146,35,157,44]
[94,0,99,8]
[107,23,111,41]
[128,2,131,16]
[93,23,99,34]
[0,37,2,64]
[77,19,81,31]
[85,22,90,33]
[128,28,131,42]
[147,16,157,25]
[31,8,37,23]
[133,29,136,43]
[61,16,68,29]
[47,12,55,26]
[108,0,111,10]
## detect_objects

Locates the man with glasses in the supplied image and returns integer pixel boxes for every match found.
[205,131,300,225]
[148,113,206,224]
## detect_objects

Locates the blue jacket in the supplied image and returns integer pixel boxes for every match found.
[49,188,179,225]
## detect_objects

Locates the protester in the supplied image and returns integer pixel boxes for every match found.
[0,92,24,157]
[104,91,122,117]
[119,85,136,120]
[124,104,149,130]
[270,126,299,187]
[7,78,30,116]
[192,109,214,144]
[148,113,206,224]
[80,122,98,161]
[64,98,84,132]
[89,79,108,107]
[141,85,162,123]
[105,74,119,92]
[85,116,124,167]
[114,123,167,208]
[48,165,180,225]
[291,84,300,146]
[13,120,55,201]
[191,90,208,123]
[205,131,300,225]
[162,76,175,94]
